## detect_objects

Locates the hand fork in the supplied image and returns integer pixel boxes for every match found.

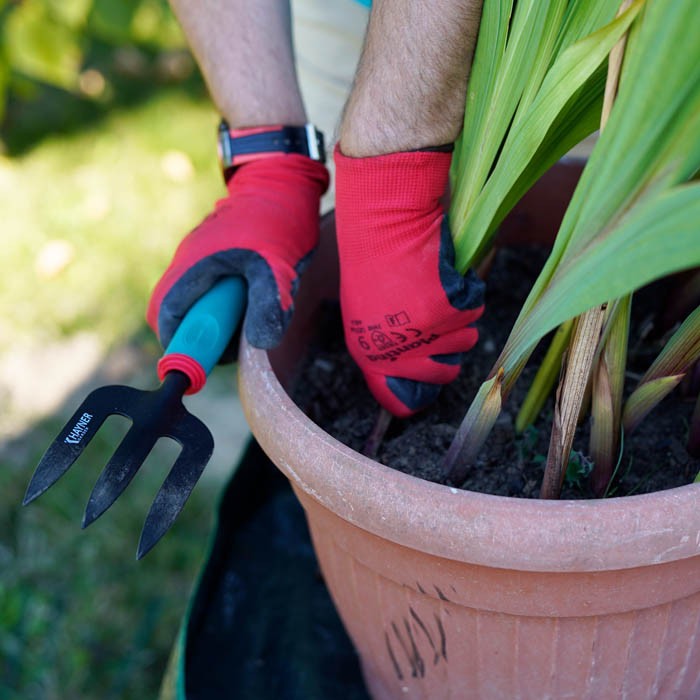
[23,277,246,559]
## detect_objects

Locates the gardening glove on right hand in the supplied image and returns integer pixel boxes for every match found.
[334,146,485,418]
[147,152,329,354]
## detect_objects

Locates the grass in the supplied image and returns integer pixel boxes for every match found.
[1,416,214,699]
[0,78,236,698]
[0,86,225,350]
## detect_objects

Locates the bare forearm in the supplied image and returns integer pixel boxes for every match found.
[169,0,306,127]
[340,0,483,156]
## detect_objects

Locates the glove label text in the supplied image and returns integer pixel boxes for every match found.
[365,332,440,363]
[385,311,410,328]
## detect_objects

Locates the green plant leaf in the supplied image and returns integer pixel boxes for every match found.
[447,0,700,473]
[451,0,643,270]
[564,450,594,488]
[500,2,699,341]
[515,319,573,433]
[554,0,621,55]
[589,296,630,495]
[452,0,513,182]
[3,1,83,89]
[622,305,700,432]
[484,65,605,245]
[44,0,92,29]
[453,0,570,212]
[499,0,700,371]
[443,369,504,483]
[89,0,142,44]
[637,305,700,387]
[622,375,685,432]
[505,183,700,370]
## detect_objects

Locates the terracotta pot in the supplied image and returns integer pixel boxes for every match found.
[238,165,700,699]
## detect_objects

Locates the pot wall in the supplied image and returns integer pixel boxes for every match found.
[239,170,700,699]
[295,490,700,699]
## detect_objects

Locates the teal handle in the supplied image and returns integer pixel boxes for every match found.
[163,277,247,376]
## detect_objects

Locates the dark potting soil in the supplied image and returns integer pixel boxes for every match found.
[292,245,700,499]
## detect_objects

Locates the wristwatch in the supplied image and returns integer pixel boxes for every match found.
[218,119,326,181]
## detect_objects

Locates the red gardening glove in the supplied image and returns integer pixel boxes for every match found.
[147,154,329,351]
[334,146,484,418]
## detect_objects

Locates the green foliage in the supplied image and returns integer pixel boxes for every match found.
[564,450,594,489]
[446,0,700,483]
[4,0,84,90]
[0,0,186,137]
[0,89,221,352]
[1,53,222,697]
[506,0,700,363]
[0,415,213,699]
[515,319,573,432]
[623,305,700,432]
[588,297,630,494]
[449,0,640,269]
[88,0,184,47]
[89,0,145,43]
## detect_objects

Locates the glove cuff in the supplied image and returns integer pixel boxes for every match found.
[334,144,452,260]
[223,152,330,201]
[334,144,451,208]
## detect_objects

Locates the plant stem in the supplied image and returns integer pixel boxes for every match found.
[362,409,393,459]
[540,307,606,499]
[443,367,504,485]
[589,297,630,496]
[600,0,634,126]
[515,320,573,433]
[540,0,631,500]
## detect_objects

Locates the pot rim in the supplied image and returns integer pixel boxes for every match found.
[240,339,700,573]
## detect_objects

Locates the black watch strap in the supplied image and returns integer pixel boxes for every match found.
[218,120,326,180]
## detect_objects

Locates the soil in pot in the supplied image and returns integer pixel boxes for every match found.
[293,244,700,499]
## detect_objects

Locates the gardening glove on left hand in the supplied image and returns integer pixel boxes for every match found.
[147,153,329,354]
[334,145,485,418]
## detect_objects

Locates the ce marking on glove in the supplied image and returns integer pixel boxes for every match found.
[385,311,410,328]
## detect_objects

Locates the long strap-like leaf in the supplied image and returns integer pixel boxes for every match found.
[444,0,700,480]
[450,0,638,269]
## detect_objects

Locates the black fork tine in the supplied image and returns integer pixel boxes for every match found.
[23,278,246,558]
[82,425,160,528]
[136,416,214,559]
[23,385,138,505]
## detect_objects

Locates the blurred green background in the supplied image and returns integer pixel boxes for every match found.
[0,1,242,697]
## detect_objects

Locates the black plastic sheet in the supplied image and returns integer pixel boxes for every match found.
[184,439,370,700]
